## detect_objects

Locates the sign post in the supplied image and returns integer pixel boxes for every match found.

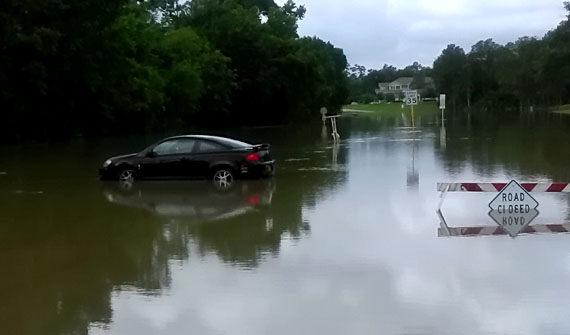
[404,90,418,128]
[439,94,446,125]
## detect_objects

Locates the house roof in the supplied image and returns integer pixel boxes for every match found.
[377,77,434,91]
[390,77,414,86]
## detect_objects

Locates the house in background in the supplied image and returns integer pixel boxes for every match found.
[375,77,434,98]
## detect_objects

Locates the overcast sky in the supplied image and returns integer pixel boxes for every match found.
[275,0,568,69]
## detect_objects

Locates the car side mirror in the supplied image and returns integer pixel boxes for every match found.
[146,151,157,158]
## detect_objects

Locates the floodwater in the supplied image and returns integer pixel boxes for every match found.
[3,110,570,335]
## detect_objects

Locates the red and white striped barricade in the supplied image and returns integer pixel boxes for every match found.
[437,181,570,238]
[439,222,570,237]
[437,182,570,193]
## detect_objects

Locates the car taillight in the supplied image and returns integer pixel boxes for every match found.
[246,152,260,161]
[248,195,260,205]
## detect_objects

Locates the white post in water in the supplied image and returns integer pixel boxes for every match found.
[324,115,340,142]
[331,116,340,142]
[320,107,328,125]
[439,94,446,126]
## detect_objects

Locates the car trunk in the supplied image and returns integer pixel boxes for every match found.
[252,144,272,162]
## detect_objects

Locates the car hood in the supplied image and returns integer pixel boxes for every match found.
[109,153,137,161]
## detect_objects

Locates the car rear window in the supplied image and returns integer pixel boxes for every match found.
[197,140,226,153]
[215,138,252,148]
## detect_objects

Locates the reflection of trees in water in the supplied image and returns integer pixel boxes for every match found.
[437,111,570,181]
[185,147,348,267]
[436,111,570,223]
[0,187,171,335]
[0,144,348,334]
[188,182,309,268]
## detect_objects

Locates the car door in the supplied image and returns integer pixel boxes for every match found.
[167,138,198,178]
[139,139,196,179]
[190,140,229,178]
[138,139,176,178]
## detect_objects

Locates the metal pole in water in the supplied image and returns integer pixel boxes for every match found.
[411,104,415,128]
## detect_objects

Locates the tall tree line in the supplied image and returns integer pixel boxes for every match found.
[0,0,349,142]
[432,2,570,111]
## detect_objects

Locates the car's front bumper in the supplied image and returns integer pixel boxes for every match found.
[99,166,117,180]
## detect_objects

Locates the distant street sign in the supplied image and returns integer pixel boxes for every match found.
[439,94,446,110]
[404,90,418,106]
[488,180,540,237]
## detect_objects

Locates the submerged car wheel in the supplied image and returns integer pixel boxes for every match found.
[212,168,234,190]
[117,167,135,182]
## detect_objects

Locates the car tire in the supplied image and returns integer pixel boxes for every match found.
[212,167,235,190]
[117,167,136,182]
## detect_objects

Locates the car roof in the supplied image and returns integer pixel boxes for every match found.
[165,135,234,141]
[162,135,253,147]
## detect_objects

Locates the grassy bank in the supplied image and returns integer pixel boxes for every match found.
[342,102,439,117]
[551,104,570,114]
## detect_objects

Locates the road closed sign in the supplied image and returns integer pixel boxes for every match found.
[488,180,540,237]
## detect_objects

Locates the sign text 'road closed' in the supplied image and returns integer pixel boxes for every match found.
[488,180,540,237]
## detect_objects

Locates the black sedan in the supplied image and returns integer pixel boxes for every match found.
[99,135,274,183]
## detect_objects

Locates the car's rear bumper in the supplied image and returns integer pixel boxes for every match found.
[242,161,275,178]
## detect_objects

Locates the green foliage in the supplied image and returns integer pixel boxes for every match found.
[0,0,349,142]
[431,4,570,110]
[433,44,469,108]
[160,27,233,126]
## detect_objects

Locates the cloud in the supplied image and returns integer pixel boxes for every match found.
[276,0,567,68]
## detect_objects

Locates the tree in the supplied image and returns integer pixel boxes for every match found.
[433,44,469,109]
[159,27,233,127]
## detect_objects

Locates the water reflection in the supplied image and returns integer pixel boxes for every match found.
[103,180,275,223]
[0,132,349,335]
[8,110,570,334]
[406,132,419,189]
[438,208,543,238]
[438,208,570,238]
[439,124,446,150]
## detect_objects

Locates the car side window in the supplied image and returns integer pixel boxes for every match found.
[196,140,225,153]
[153,139,196,155]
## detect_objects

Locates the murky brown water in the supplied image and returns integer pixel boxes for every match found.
[3,110,570,335]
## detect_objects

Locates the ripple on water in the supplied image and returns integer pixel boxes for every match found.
[285,158,311,162]
[14,190,44,195]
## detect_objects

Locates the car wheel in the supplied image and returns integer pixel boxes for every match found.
[117,167,135,182]
[212,168,234,190]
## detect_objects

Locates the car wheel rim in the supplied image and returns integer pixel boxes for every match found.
[119,170,134,181]
[214,170,233,189]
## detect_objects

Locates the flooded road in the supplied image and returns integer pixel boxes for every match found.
[3,111,570,335]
